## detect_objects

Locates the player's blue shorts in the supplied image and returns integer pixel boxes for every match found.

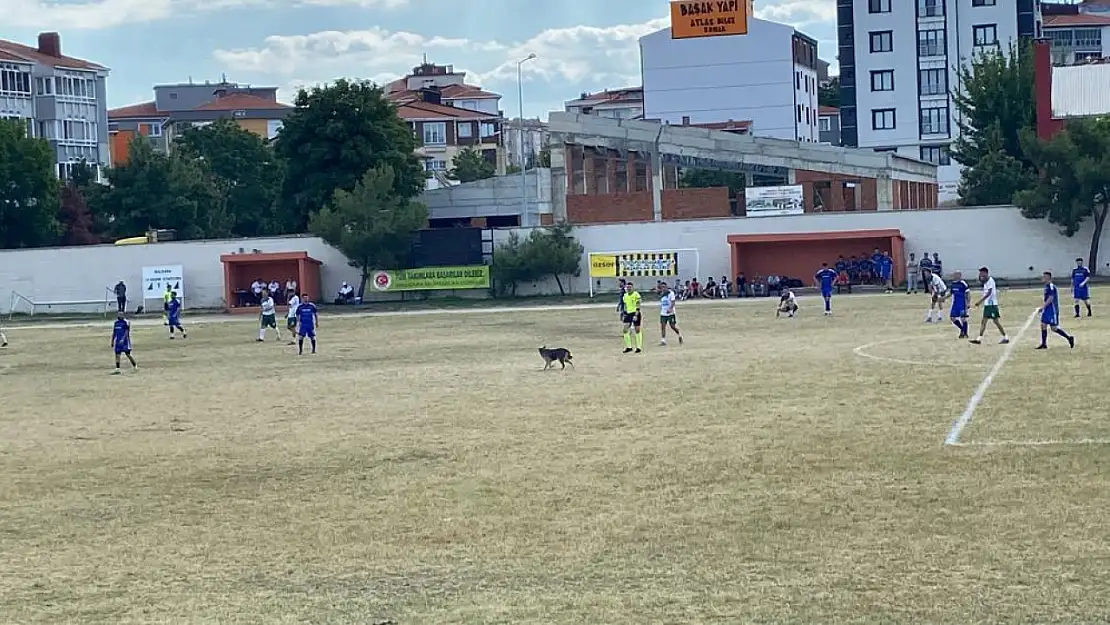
[114,341,131,354]
[821,288,832,298]
[950,305,967,318]
[299,327,315,338]
[168,316,181,326]
[1073,285,1089,300]
[1041,309,1059,326]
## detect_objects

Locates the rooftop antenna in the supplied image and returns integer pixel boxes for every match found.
[422,53,428,64]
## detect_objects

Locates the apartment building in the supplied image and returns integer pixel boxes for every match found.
[0,32,110,180]
[818,106,842,145]
[503,117,549,169]
[837,0,1041,199]
[107,81,291,165]
[564,87,644,119]
[385,62,504,185]
[640,16,821,142]
[1043,1,1110,64]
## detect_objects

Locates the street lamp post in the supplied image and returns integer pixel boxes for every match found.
[517,53,537,220]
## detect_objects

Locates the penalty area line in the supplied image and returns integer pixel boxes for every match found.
[952,439,1110,448]
[944,308,1038,447]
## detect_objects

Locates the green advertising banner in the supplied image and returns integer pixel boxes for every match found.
[368,265,490,292]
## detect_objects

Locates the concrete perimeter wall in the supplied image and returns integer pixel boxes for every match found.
[496,205,1110,295]
[0,236,360,314]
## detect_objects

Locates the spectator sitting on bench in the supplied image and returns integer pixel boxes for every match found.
[735,273,748,297]
[836,267,852,294]
[703,276,718,298]
[690,277,701,298]
[334,282,357,304]
[718,276,730,298]
[751,275,765,297]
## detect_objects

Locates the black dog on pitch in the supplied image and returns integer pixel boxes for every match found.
[538,346,574,370]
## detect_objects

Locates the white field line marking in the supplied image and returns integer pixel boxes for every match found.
[944,308,1039,446]
[853,335,988,369]
[953,439,1110,448]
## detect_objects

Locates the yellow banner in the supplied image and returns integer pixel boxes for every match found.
[617,252,678,277]
[589,254,617,278]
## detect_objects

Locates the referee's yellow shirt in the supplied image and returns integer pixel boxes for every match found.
[622,291,641,314]
[163,289,172,303]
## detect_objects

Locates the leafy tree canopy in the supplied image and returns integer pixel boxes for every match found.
[275,79,425,231]
[817,76,840,109]
[951,42,1037,205]
[492,222,583,296]
[0,119,60,248]
[309,164,428,297]
[95,136,231,240]
[1015,118,1110,271]
[175,118,286,237]
[449,147,495,182]
[57,182,98,246]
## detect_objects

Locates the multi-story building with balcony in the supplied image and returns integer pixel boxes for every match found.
[564,87,645,119]
[837,0,1041,201]
[385,62,504,188]
[1043,1,1110,64]
[107,80,291,165]
[0,32,110,180]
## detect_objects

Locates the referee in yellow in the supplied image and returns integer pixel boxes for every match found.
[621,281,644,353]
[162,284,173,325]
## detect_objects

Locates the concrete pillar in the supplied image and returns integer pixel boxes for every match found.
[876,176,894,211]
[551,145,568,222]
[650,149,663,222]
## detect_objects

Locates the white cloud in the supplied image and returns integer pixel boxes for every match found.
[755,0,835,26]
[0,0,409,30]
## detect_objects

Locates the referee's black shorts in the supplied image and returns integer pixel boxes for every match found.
[621,311,642,326]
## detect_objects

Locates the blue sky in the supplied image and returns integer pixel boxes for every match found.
[3,0,835,119]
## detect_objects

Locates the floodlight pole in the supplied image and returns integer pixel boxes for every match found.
[517,53,537,222]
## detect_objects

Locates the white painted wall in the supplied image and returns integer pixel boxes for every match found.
[496,206,1110,295]
[794,64,819,142]
[639,18,801,140]
[0,235,361,314]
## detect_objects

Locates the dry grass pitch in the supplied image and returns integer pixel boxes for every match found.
[2,289,1109,624]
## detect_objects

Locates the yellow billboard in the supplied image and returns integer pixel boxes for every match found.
[670,0,749,39]
[589,254,617,278]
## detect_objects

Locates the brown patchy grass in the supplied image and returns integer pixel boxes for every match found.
[1,289,1109,624]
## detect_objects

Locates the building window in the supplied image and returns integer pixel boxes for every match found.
[1076,51,1102,62]
[457,122,473,138]
[918,0,944,18]
[920,107,949,135]
[869,0,891,12]
[972,0,996,5]
[918,29,946,57]
[973,25,998,47]
[424,159,447,171]
[1074,28,1102,50]
[870,70,895,91]
[479,122,497,138]
[870,31,893,53]
[819,117,831,132]
[0,64,32,95]
[920,145,951,165]
[423,121,446,145]
[139,122,162,137]
[35,76,53,95]
[919,69,948,96]
[795,71,801,90]
[797,105,803,123]
[872,108,896,130]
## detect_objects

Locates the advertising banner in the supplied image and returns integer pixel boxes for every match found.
[670,0,749,39]
[141,265,185,300]
[745,185,805,217]
[369,265,490,292]
[617,252,679,277]
[589,254,618,278]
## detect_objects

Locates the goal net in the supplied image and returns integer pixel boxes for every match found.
[8,289,115,319]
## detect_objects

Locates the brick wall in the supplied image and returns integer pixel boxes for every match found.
[567,192,653,223]
[893,180,939,210]
[795,169,878,212]
[662,187,731,220]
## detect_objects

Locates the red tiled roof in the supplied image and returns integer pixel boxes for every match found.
[439,84,500,99]
[194,93,290,111]
[395,99,497,120]
[0,49,28,62]
[1044,13,1110,26]
[568,87,644,106]
[108,101,163,119]
[689,120,751,132]
[819,105,840,115]
[0,38,105,71]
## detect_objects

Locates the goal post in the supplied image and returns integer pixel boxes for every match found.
[587,248,701,297]
[7,289,114,319]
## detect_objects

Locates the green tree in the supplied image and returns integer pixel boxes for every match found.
[491,231,536,297]
[96,136,231,240]
[309,164,428,298]
[680,168,746,193]
[175,118,286,236]
[951,42,1037,205]
[537,144,551,168]
[274,79,425,231]
[448,147,495,182]
[817,76,840,109]
[1015,118,1110,272]
[491,223,583,297]
[0,119,60,248]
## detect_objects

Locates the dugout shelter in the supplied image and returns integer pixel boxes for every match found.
[220,251,322,313]
[728,229,906,286]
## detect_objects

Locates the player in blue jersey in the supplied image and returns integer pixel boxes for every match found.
[815,262,838,315]
[948,271,971,339]
[167,291,187,339]
[1072,257,1092,318]
[1037,271,1075,350]
[111,312,137,374]
[295,293,319,355]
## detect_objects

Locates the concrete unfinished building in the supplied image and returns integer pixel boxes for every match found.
[546,112,939,224]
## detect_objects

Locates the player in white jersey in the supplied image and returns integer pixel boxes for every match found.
[776,290,798,318]
[970,266,1009,344]
[923,269,947,323]
[657,282,683,345]
[257,290,280,341]
[285,293,300,345]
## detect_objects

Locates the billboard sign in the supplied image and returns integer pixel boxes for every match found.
[745,185,805,217]
[369,265,490,292]
[670,0,749,39]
